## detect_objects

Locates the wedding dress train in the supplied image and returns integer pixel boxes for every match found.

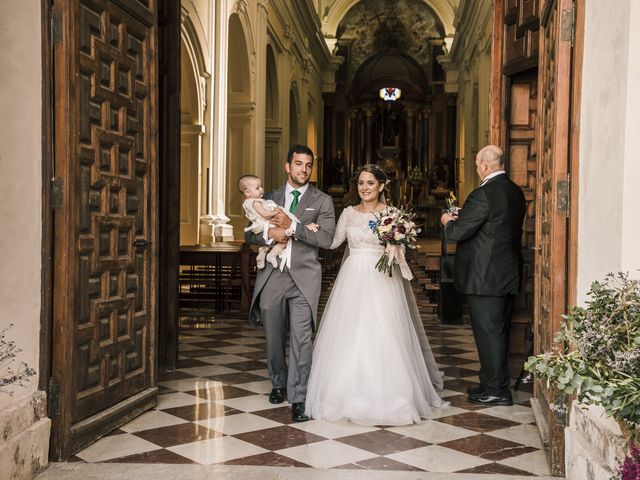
[305,206,447,426]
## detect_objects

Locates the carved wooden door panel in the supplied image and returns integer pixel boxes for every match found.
[534,0,574,475]
[51,0,158,459]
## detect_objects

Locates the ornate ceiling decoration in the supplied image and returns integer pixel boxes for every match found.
[337,0,444,71]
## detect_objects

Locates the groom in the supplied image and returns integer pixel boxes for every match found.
[245,144,335,422]
[441,145,526,406]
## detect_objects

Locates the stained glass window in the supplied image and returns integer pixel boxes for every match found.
[379,87,402,101]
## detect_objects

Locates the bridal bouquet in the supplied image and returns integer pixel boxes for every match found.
[370,206,420,280]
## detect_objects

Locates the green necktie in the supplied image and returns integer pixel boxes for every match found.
[289,190,300,214]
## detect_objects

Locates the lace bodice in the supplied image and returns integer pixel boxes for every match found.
[330,206,384,252]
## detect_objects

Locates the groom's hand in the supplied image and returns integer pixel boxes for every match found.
[272,210,292,229]
[441,213,456,225]
[268,227,288,243]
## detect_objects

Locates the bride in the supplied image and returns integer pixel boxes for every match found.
[305,164,448,426]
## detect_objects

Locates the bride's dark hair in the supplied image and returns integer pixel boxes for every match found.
[356,163,388,202]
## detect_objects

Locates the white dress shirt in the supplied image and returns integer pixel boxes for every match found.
[284,182,309,237]
[480,170,506,186]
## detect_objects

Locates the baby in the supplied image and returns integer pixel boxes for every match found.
[238,175,318,269]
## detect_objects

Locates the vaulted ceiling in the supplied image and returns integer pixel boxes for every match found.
[321,0,459,38]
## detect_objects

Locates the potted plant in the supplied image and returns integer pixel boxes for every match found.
[525,273,639,478]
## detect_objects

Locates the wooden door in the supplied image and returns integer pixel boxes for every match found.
[492,0,541,379]
[504,72,538,375]
[534,0,575,475]
[51,0,158,459]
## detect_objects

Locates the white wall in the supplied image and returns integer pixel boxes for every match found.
[577,0,640,302]
[0,0,42,407]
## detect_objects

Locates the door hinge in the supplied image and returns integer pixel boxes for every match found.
[557,175,570,217]
[51,10,62,45]
[48,382,61,417]
[51,177,63,209]
[560,7,576,47]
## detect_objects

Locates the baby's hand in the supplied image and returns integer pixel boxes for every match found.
[305,223,320,232]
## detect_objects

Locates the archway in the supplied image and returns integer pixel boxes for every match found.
[226,13,254,237]
[288,86,299,146]
[264,44,282,190]
[179,27,205,245]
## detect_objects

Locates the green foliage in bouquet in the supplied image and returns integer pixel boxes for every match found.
[525,272,640,439]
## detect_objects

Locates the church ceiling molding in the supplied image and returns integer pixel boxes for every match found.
[322,0,456,39]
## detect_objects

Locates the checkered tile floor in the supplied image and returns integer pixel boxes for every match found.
[72,316,549,476]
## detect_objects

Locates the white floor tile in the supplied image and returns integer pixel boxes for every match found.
[289,419,378,439]
[215,394,281,412]
[222,337,266,345]
[197,354,250,365]
[388,419,476,444]
[488,423,545,449]
[276,440,376,468]
[177,365,239,377]
[167,436,268,465]
[388,445,491,472]
[119,410,188,433]
[195,412,282,435]
[211,345,262,354]
[236,380,273,394]
[481,404,535,424]
[156,392,206,409]
[75,433,161,462]
[498,449,552,476]
[158,377,214,392]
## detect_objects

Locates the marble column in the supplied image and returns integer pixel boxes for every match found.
[421,107,431,172]
[405,107,415,170]
[364,107,374,164]
[349,109,358,174]
[210,0,232,241]
[253,0,269,178]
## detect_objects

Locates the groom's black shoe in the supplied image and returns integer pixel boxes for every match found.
[269,387,286,404]
[291,402,309,422]
[468,393,513,406]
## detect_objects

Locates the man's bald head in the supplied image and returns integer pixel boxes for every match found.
[476,145,505,181]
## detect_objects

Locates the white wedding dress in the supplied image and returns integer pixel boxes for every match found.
[305,206,448,426]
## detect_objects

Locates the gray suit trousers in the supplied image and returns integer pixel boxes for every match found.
[259,267,313,404]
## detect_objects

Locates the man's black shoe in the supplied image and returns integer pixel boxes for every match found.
[269,387,286,404]
[292,402,309,422]
[467,385,485,399]
[468,394,513,406]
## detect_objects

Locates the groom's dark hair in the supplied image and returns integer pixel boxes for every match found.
[287,144,314,164]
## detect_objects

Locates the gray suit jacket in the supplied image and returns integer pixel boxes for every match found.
[244,183,336,327]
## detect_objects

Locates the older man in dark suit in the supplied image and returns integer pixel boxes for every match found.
[441,145,526,406]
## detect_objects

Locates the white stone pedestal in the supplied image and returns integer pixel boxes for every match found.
[565,403,627,479]
[0,390,51,480]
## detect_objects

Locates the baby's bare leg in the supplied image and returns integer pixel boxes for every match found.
[256,245,269,269]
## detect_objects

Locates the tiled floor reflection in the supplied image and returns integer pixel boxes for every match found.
[72,316,548,476]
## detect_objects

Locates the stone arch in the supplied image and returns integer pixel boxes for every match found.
[264,43,282,190]
[228,14,251,96]
[289,83,300,146]
[265,44,278,122]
